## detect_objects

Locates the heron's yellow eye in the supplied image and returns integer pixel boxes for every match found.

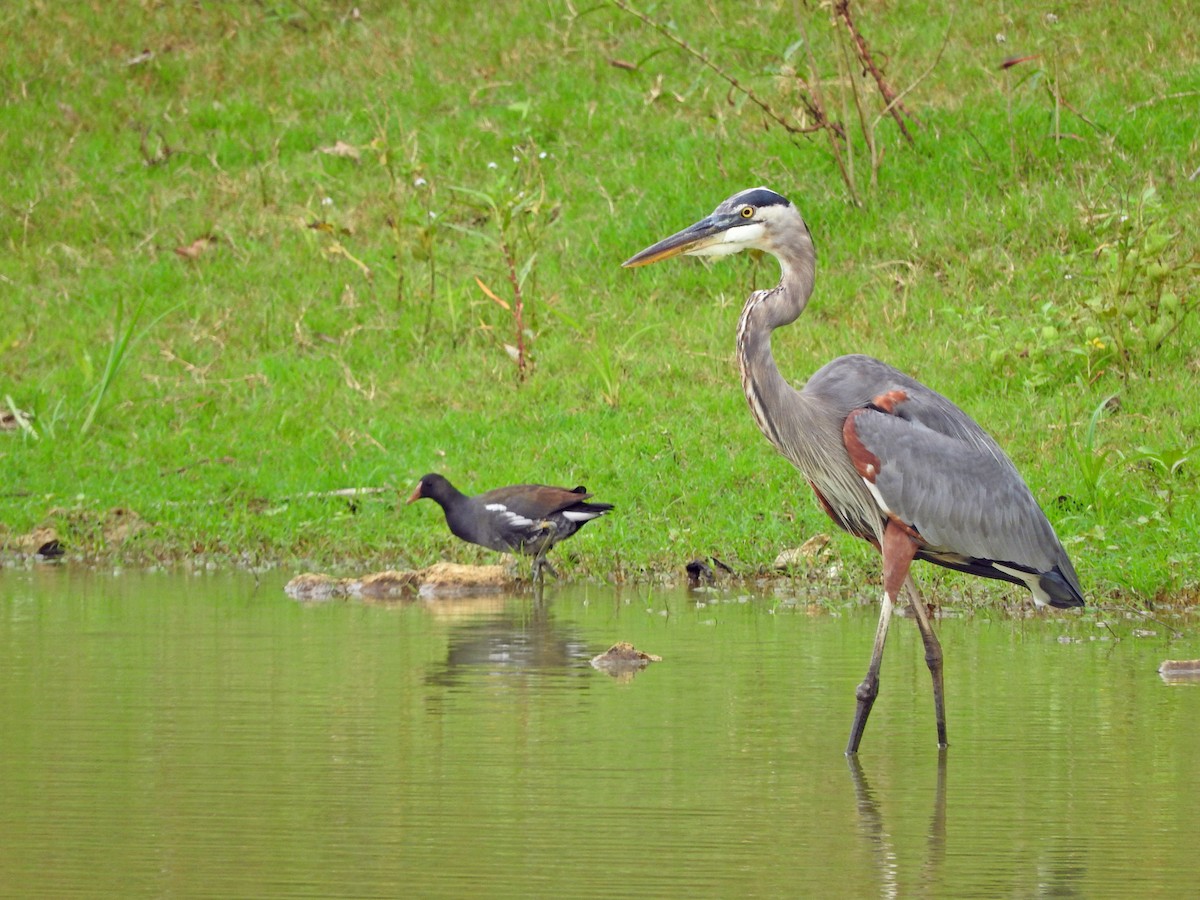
[740,206,754,218]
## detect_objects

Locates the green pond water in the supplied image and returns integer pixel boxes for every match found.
[1,566,1198,898]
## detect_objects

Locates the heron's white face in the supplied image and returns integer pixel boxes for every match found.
[686,222,767,257]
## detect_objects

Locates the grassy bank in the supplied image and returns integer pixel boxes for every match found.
[2,1,1197,604]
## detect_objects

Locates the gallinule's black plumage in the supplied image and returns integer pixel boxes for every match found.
[408,474,613,580]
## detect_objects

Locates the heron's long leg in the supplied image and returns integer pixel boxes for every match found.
[904,575,948,748]
[846,589,892,754]
[846,520,920,755]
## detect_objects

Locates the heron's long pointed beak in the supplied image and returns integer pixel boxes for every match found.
[621,214,735,267]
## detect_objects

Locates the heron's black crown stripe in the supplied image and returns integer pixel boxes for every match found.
[733,187,790,209]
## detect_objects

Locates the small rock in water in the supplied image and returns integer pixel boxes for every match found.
[350,570,423,599]
[1158,659,1200,683]
[590,641,662,675]
[416,562,511,593]
[284,572,348,601]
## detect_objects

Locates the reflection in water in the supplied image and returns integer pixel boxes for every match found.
[847,753,946,898]
[1,570,1197,898]
[422,593,592,688]
[926,753,947,886]
[848,752,1092,897]
[1036,850,1089,898]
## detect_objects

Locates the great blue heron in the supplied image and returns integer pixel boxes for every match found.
[409,474,613,581]
[623,187,1085,754]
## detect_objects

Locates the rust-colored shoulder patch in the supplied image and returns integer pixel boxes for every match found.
[869,389,909,414]
[843,409,882,483]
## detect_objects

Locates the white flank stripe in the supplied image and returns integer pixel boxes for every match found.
[992,563,1050,606]
[562,510,599,522]
[862,477,891,515]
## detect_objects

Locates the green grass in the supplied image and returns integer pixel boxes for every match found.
[2,1,1198,605]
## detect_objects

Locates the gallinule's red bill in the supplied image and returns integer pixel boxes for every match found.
[408,474,613,581]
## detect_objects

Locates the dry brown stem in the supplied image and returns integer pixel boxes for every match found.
[833,0,916,144]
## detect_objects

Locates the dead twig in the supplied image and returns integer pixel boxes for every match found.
[795,14,858,206]
[613,0,934,205]
[833,0,916,143]
[1125,90,1200,114]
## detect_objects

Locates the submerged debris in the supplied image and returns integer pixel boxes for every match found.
[1158,659,1200,683]
[284,562,515,601]
[590,641,662,680]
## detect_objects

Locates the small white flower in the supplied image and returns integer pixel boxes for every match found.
[1064,273,1073,280]
[487,161,497,169]
[512,155,519,163]
[413,176,427,187]
[995,32,1007,43]
[427,211,437,220]
[1045,13,1059,23]
[538,151,547,159]
[321,196,333,206]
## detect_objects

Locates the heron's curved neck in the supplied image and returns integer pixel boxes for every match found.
[735,256,815,449]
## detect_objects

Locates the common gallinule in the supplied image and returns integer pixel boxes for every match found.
[408,474,613,580]
[624,187,1084,754]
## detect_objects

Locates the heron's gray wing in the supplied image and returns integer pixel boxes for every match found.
[846,399,1067,575]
